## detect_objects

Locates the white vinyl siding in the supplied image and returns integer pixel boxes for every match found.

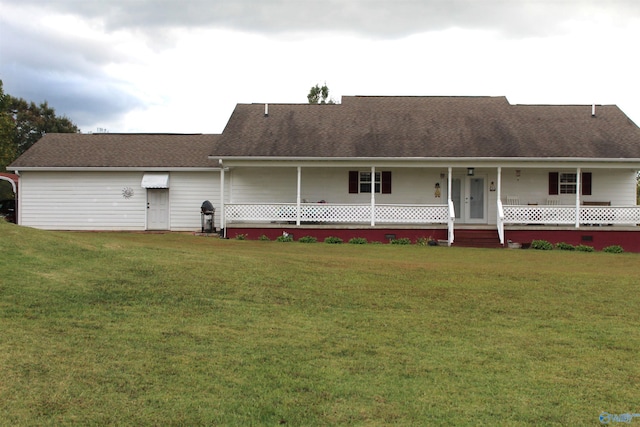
[169,172,221,230]
[500,168,636,206]
[230,167,445,204]
[19,172,147,230]
[18,171,219,231]
[229,168,297,203]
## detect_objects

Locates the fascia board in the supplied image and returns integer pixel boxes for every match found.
[9,167,220,172]
[213,156,640,169]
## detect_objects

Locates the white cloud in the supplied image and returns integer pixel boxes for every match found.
[12,0,640,38]
[98,24,640,132]
[1,0,639,133]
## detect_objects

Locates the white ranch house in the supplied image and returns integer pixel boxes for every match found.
[8,96,640,250]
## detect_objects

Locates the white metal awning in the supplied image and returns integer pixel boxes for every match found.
[141,173,170,188]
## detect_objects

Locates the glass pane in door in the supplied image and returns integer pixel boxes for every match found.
[469,177,484,220]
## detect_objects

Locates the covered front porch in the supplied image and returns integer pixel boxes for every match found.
[218,163,640,247]
[223,201,640,242]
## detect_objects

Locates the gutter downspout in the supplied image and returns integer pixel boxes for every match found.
[14,170,19,226]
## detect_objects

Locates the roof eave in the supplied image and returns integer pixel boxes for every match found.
[212,155,640,166]
[8,166,221,172]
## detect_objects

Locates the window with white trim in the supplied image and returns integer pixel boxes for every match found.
[359,172,381,193]
[549,172,592,196]
[559,173,577,194]
[348,170,392,194]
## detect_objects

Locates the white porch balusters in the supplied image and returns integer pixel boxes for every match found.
[448,199,455,246]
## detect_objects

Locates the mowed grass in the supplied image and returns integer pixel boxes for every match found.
[1,221,639,426]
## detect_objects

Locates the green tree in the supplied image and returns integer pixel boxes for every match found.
[0,81,17,173]
[307,83,335,104]
[0,79,80,171]
[9,97,80,156]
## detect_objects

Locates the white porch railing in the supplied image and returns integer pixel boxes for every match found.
[374,204,449,224]
[448,199,455,246]
[224,203,450,225]
[579,206,640,224]
[226,203,640,227]
[502,204,640,226]
[503,205,576,225]
[497,200,505,245]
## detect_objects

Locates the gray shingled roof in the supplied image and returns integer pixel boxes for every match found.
[213,96,640,159]
[9,133,219,168]
[10,96,640,169]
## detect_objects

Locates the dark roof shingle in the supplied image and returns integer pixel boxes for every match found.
[10,96,640,169]
[9,133,220,168]
[213,96,640,159]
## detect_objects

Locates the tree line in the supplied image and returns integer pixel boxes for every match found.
[0,79,79,173]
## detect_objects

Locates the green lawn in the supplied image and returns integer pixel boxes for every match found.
[1,221,639,426]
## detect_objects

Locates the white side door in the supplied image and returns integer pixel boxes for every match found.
[147,189,169,230]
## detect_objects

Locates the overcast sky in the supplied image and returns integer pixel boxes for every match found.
[1,0,639,134]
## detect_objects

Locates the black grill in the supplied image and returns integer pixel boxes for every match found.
[201,200,215,233]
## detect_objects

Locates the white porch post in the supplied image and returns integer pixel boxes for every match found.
[497,167,504,245]
[447,166,454,246]
[447,167,452,203]
[496,167,502,207]
[296,166,302,226]
[575,167,581,228]
[371,166,376,226]
[220,166,226,238]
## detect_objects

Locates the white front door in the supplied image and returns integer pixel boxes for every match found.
[450,176,486,223]
[465,176,486,223]
[147,189,169,230]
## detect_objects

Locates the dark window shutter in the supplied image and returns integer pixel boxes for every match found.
[582,172,592,196]
[381,171,392,194]
[348,171,359,194]
[548,172,559,195]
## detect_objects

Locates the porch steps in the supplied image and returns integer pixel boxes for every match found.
[453,229,503,249]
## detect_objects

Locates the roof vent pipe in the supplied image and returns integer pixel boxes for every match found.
[592,104,596,117]
[265,103,269,117]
